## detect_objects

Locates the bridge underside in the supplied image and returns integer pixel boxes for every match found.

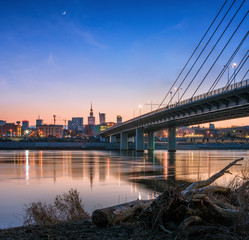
[99,84,249,152]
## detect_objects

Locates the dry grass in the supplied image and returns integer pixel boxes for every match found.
[24,189,90,225]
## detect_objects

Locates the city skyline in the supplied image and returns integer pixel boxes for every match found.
[0,0,248,127]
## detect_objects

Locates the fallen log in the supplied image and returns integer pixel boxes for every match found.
[190,193,239,224]
[92,199,153,227]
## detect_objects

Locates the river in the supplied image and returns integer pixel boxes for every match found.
[0,149,248,228]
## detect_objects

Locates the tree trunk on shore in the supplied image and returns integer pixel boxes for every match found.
[92,200,153,227]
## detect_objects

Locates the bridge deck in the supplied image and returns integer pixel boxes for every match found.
[99,79,249,137]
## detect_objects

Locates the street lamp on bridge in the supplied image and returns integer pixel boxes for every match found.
[174,87,182,102]
[231,62,237,85]
[224,62,237,85]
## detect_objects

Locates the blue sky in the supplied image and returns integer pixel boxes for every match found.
[0,0,248,126]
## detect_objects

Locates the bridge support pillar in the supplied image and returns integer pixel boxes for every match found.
[100,136,105,142]
[168,127,176,152]
[110,135,116,143]
[120,132,128,151]
[136,128,144,152]
[147,131,155,151]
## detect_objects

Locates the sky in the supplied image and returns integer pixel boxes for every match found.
[0,0,248,127]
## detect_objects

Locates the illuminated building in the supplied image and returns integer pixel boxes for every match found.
[177,128,195,138]
[0,123,21,137]
[99,113,106,125]
[88,103,95,125]
[37,125,63,138]
[100,122,115,132]
[117,115,122,124]
[68,117,84,137]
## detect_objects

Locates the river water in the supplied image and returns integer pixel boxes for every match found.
[0,149,248,228]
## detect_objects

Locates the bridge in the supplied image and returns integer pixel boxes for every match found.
[98,1,248,152]
[98,80,249,152]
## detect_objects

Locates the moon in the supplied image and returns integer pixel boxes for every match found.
[62,11,67,15]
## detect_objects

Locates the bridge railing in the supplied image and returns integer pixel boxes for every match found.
[157,79,249,112]
[98,79,249,135]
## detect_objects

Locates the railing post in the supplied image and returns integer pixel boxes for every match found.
[136,127,144,152]
[168,127,176,152]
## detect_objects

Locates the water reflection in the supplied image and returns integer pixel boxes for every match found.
[0,149,248,228]
[25,150,29,182]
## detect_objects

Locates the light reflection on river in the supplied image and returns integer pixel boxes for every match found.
[0,149,248,228]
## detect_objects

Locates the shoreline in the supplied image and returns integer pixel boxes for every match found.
[0,141,249,151]
[0,220,165,240]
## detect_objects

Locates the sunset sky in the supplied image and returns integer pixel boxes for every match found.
[0,0,248,127]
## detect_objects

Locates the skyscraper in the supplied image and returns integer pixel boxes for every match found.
[99,113,106,125]
[22,120,29,129]
[88,103,95,125]
[117,115,122,124]
[36,119,43,127]
[72,117,84,131]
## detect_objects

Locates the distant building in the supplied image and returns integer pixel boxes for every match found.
[84,124,95,137]
[68,117,84,137]
[117,115,122,124]
[100,122,115,132]
[0,120,6,126]
[22,120,29,129]
[88,103,95,125]
[99,113,106,125]
[177,128,195,138]
[0,123,21,137]
[36,119,43,127]
[72,117,83,131]
[37,125,63,138]
[209,124,215,130]
[68,120,73,129]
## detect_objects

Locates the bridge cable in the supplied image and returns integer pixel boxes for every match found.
[190,12,248,99]
[223,51,249,90]
[177,0,247,103]
[223,52,249,91]
[206,34,249,96]
[238,69,249,86]
[223,52,249,90]
[206,33,249,95]
[157,0,229,109]
[166,0,238,106]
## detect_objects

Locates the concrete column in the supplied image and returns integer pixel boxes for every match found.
[147,131,155,151]
[136,127,144,152]
[168,127,176,152]
[100,136,104,142]
[100,136,107,142]
[120,132,128,151]
[110,135,116,143]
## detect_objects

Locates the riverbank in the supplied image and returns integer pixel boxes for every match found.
[0,220,166,240]
[1,141,249,150]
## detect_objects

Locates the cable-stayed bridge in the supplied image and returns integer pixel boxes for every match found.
[98,0,249,152]
[98,79,249,151]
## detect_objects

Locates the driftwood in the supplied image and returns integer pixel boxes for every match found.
[181,157,244,200]
[92,157,249,239]
[92,199,153,227]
